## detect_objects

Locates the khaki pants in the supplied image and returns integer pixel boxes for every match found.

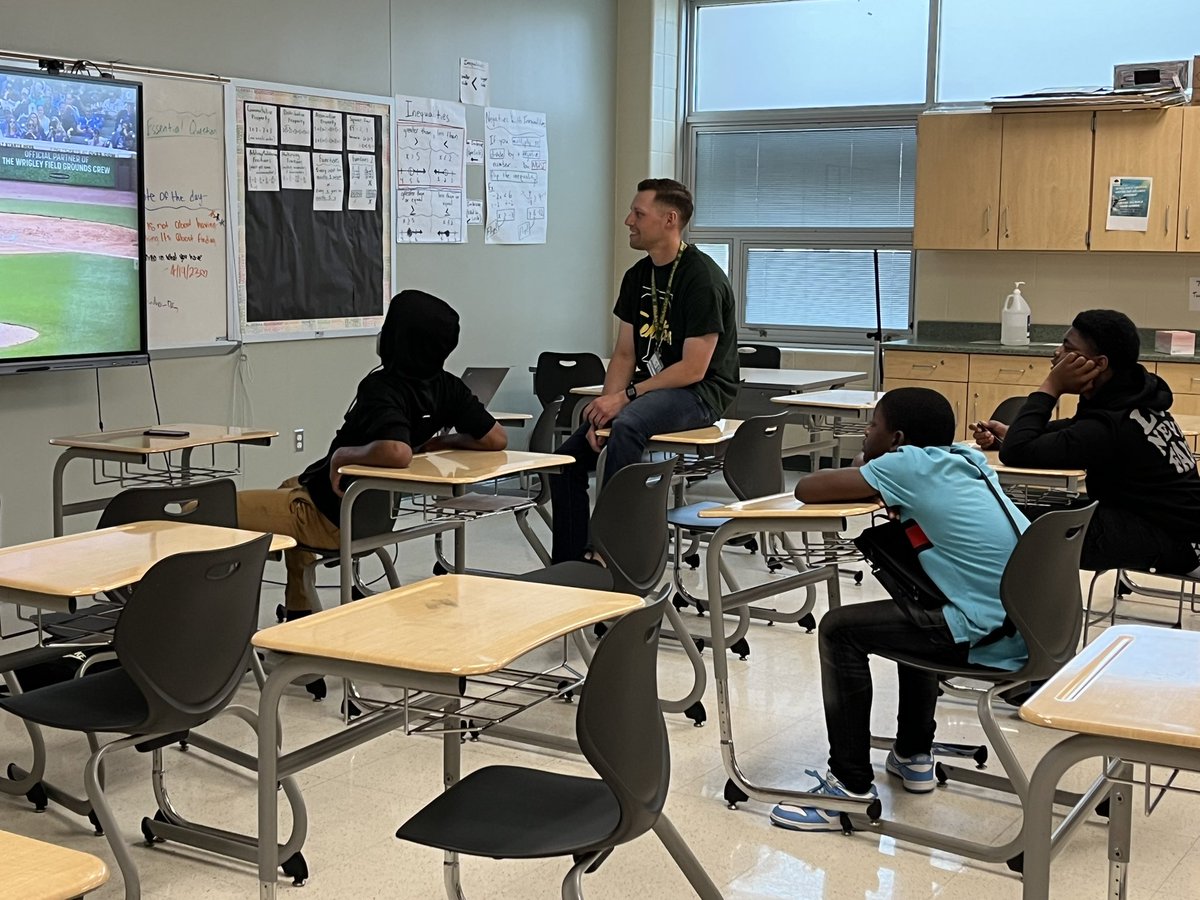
[237,476,340,612]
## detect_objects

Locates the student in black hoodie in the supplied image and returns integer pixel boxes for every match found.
[237,290,506,615]
[972,309,1200,574]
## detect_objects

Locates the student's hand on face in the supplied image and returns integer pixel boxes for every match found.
[1043,351,1098,397]
[586,425,606,453]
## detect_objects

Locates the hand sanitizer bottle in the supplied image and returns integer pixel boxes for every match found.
[1001,282,1031,346]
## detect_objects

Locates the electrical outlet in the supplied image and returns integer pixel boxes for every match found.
[293,428,304,452]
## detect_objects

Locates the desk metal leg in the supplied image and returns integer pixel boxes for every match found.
[257,660,290,899]
[1108,760,1132,900]
[442,697,465,900]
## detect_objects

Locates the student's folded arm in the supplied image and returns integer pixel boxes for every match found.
[334,439,413,470]
[794,468,880,504]
[420,422,508,453]
[998,392,1098,468]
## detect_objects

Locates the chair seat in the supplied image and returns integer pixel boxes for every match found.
[877,650,1014,683]
[0,666,148,733]
[666,501,728,531]
[396,765,621,858]
[515,561,615,592]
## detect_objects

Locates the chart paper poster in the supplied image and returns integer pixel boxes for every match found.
[1106,176,1152,232]
[484,107,548,244]
[460,58,490,105]
[394,94,465,243]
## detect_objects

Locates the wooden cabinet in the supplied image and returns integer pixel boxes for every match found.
[880,376,969,439]
[1179,108,1200,252]
[1155,362,1200,415]
[966,354,1049,432]
[1090,108,1185,252]
[998,112,1094,251]
[882,350,968,383]
[913,114,1003,250]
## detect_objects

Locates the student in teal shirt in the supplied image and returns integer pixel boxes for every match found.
[772,387,1028,832]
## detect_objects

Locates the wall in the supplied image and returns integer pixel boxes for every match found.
[916,250,1200,332]
[0,0,618,543]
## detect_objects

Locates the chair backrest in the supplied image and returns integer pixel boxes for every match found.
[98,478,238,529]
[533,352,606,429]
[460,366,509,406]
[113,534,271,735]
[990,396,1028,426]
[528,397,564,454]
[589,456,677,596]
[576,597,669,849]
[1001,502,1096,681]
[736,343,781,369]
[722,413,787,501]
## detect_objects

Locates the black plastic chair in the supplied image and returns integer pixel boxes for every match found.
[736,343,781,369]
[395,598,668,899]
[0,535,301,898]
[990,395,1028,426]
[533,351,606,435]
[844,503,1097,869]
[40,479,239,641]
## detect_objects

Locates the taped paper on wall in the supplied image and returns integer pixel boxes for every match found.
[1106,176,1152,232]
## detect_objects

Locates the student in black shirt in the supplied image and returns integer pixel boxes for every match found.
[238,290,505,615]
[972,309,1200,574]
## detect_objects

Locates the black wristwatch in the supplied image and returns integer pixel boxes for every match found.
[625,384,638,401]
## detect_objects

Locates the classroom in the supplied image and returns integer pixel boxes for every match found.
[2,1,1200,898]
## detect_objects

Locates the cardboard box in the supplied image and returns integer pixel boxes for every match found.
[1155,330,1196,355]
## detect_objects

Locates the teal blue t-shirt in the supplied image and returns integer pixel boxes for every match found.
[859,445,1030,671]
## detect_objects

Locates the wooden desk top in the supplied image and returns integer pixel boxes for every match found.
[49,423,278,454]
[977,449,1086,480]
[772,389,886,410]
[0,829,108,899]
[1020,625,1200,749]
[0,523,295,598]
[339,449,573,485]
[252,574,642,675]
[595,418,743,446]
[489,411,533,423]
[699,493,883,519]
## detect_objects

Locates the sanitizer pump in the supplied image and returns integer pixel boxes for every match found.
[1001,282,1031,346]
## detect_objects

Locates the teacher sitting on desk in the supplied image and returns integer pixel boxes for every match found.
[973,309,1200,576]
[549,178,739,563]
[237,289,506,617]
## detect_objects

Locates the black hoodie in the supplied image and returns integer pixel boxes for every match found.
[1000,365,1200,537]
[298,290,496,526]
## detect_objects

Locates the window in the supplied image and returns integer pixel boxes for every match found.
[694,0,930,111]
[938,0,1198,104]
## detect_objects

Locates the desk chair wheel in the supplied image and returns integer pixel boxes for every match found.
[460,719,481,743]
[693,636,705,653]
[743,537,759,554]
[275,603,285,623]
[799,613,816,633]
[341,697,362,719]
[593,622,608,640]
[934,762,950,786]
[141,810,168,845]
[7,764,49,811]
[1006,853,1024,874]
[838,812,855,835]
[683,553,700,570]
[281,851,309,887]
[177,736,189,752]
[694,598,707,617]
[556,679,575,703]
[684,701,706,727]
[432,562,448,576]
[853,571,864,585]
[305,678,327,701]
[729,638,750,660]
[672,593,690,612]
[766,556,784,573]
[88,810,103,836]
[723,779,749,809]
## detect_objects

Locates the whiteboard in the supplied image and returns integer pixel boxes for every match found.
[138,74,232,350]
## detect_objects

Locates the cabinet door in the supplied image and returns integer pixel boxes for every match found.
[968,354,1051,387]
[998,112,1093,251]
[1180,107,1200,252]
[914,113,1003,250]
[1090,108,1184,252]
[881,377,970,440]
[968,382,1038,431]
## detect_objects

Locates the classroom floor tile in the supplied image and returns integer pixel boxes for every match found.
[2,474,1199,898]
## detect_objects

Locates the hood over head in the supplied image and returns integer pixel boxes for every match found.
[1081,363,1172,414]
[377,289,460,378]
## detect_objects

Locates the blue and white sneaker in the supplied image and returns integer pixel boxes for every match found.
[770,769,877,832]
[885,748,936,793]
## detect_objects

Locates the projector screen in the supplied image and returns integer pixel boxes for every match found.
[0,65,146,375]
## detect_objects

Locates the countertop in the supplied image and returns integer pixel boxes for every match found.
[886,322,1199,364]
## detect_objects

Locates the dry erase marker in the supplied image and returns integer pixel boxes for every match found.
[144,428,190,437]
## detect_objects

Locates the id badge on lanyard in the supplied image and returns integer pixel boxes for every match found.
[645,352,663,376]
[645,242,684,380]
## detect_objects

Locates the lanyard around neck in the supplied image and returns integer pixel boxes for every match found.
[649,241,686,342]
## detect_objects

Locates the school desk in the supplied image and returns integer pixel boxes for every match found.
[1020,625,1200,899]
[0,829,108,900]
[252,574,721,900]
[49,423,277,535]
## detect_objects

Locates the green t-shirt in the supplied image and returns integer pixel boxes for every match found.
[613,244,739,416]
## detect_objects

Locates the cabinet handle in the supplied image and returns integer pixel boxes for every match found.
[1002,206,1010,239]
[1165,204,1171,235]
[910,364,938,372]
[984,205,991,234]
[1187,206,1192,241]
[999,368,1025,375]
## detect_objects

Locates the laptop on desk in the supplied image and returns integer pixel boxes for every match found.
[460,367,509,406]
